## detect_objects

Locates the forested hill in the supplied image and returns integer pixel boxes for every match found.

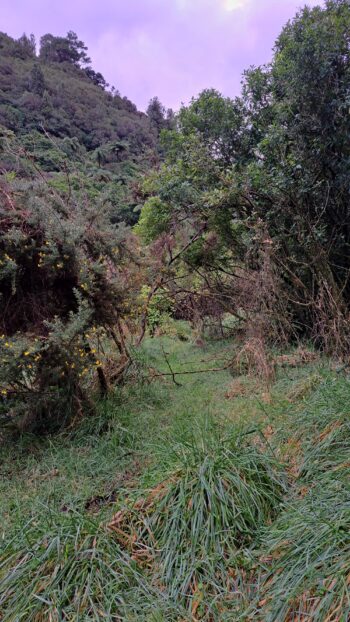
[0,31,173,224]
[0,31,156,152]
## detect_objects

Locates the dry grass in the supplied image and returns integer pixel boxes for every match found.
[275,347,318,368]
[225,377,260,399]
[286,372,323,402]
[231,337,276,383]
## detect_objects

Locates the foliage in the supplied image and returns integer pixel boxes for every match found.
[39,30,91,66]
[146,95,175,136]
[0,336,251,621]
[2,330,350,620]
[254,375,350,621]
[0,133,139,431]
[0,30,158,177]
[0,510,187,622]
[138,0,350,357]
[0,30,164,226]
[139,285,173,335]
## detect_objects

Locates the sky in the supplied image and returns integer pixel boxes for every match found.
[2,0,322,111]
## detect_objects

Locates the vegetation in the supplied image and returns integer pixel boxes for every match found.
[1,1,350,619]
[1,337,349,620]
[139,0,350,358]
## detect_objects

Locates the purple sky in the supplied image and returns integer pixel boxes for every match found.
[2,0,322,111]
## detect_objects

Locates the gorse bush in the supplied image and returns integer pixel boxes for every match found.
[0,133,140,432]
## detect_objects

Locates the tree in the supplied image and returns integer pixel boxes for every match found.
[39,31,91,67]
[177,89,248,167]
[146,96,167,134]
[29,63,46,96]
[137,0,350,356]
[84,67,108,89]
[14,33,36,59]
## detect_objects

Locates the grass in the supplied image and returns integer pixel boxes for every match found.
[109,418,286,617]
[1,330,350,620]
[0,509,189,621]
[255,480,350,622]
[253,374,350,622]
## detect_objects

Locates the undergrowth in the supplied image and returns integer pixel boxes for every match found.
[1,335,350,620]
[254,375,350,622]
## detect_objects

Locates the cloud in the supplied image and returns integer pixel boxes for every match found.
[223,0,251,11]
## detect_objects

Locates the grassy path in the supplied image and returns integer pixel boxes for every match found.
[1,333,349,621]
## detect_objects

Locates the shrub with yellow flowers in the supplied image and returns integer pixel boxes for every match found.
[0,133,138,433]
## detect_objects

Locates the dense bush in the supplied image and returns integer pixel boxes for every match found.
[0,133,139,432]
[138,0,350,358]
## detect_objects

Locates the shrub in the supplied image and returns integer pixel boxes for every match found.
[0,134,137,432]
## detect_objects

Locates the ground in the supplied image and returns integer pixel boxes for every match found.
[1,327,349,621]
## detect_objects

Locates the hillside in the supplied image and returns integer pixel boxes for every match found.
[0,31,156,153]
[0,31,165,224]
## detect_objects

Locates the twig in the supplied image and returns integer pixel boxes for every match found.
[149,362,231,381]
[161,345,182,386]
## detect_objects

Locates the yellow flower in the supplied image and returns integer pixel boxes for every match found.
[23,351,30,356]
[1,389,7,395]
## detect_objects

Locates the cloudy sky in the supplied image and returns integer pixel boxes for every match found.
[3,0,322,110]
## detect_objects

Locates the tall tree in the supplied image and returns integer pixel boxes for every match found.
[39,32,91,67]
[147,96,167,134]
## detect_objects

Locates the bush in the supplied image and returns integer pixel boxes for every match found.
[0,134,137,433]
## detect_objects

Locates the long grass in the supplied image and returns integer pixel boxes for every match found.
[109,419,286,617]
[255,479,350,622]
[0,509,190,621]
[2,335,350,621]
[252,373,350,622]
